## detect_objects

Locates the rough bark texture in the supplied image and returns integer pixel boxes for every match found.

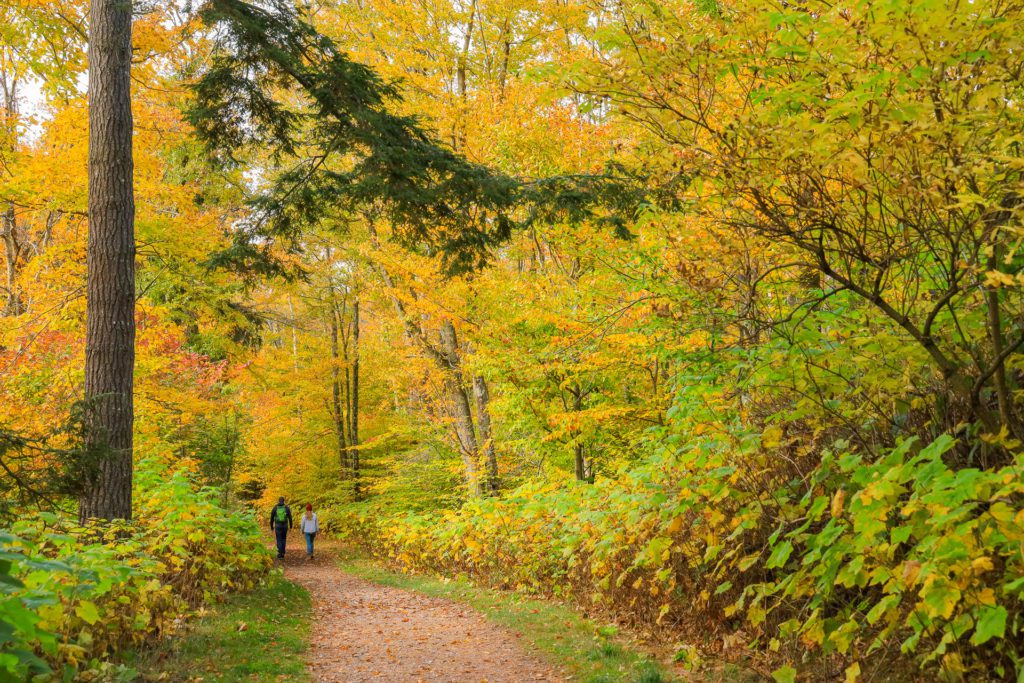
[473,375,499,494]
[80,0,135,522]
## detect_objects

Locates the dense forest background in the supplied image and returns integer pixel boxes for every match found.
[2,0,1023,680]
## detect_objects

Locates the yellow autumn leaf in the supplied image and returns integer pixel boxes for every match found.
[831,490,846,519]
[971,557,994,574]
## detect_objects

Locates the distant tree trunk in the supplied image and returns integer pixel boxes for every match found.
[366,224,482,496]
[440,320,481,497]
[985,248,1019,439]
[329,291,349,474]
[574,441,586,481]
[286,295,300,373]
[221,414,238,508]
[1,72,24,317]
[80,0,135,521]
[1,205,23,315]
[350,298,361,499]
[569,386,591,482]
[453,0,476,148]
[41,210,61,251]
[472,375,499,494]
[497,18,511,101]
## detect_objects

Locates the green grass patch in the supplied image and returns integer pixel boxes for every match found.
[336,553,672,683]
[133,571,310,682]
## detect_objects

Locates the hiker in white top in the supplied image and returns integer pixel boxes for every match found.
[300,504,319,559]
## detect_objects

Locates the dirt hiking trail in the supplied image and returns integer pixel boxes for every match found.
[280,545,561,682]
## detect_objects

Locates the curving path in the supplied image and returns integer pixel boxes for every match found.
[280,545,561,683]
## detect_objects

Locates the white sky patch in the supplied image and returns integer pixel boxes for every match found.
[12,71,88,144]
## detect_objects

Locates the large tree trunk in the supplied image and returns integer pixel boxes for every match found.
[350,298,361,499]
[472,375,499,494]
[80,0,135,522]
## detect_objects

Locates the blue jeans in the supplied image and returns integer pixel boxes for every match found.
[274,524,288,557]
[304,532,316,556]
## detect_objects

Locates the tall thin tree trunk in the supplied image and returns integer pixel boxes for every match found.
[472,375,499,494]
[453,0,476,149]
[41,210,61,250]
[366,225,481,496]
[286,295,300,372]
[80,0,135,521]
[440,320,481,497]
[329,292,349,474]
[1,205,22,315]
[1,71,23,317]
[986,249,1019,438]
[570,387,589,482]
[456,0,476,99]
[350,298,361,499]
[221,414,237,508]
[497,18,510,102]
[574,441,586,481]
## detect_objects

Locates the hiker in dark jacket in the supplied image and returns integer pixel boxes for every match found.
[270,497,293,559]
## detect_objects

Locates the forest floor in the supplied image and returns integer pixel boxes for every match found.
[280,543,560,682]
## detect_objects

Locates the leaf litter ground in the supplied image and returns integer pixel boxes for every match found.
[281,543,560,682]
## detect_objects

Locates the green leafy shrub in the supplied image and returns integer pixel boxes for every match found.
[0,459,271,681]
[133,461,271,605]
[750,435,1024,680]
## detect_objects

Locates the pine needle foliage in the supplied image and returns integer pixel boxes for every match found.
[189,0,646,274]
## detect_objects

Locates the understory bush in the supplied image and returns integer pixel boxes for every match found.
[0,459,271,681]
[334,433,1024,681]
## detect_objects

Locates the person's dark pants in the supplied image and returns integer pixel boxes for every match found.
[274,524,288,558]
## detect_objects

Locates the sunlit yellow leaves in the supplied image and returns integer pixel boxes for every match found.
[761,425,784,449]
[971,557,995,575]
[983,270,1024,289]
[831,490,846,519]
[74,601,100,626]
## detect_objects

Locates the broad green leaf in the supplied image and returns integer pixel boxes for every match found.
[766,541,794,569]
[971,605,1007,645]
[772,664,798,683]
